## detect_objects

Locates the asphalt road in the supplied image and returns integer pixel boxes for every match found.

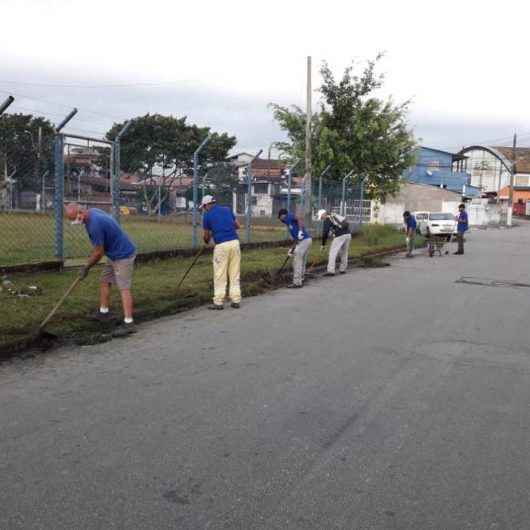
[1,225,530,529]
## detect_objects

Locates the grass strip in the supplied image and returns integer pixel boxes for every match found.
[0,225,409,357]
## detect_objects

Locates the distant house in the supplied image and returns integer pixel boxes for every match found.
[231,157,303,217]
[405,146,480,198]
[458,146,530,213]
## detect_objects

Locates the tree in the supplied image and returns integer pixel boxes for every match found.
[270,56,416,200]
[0,113,55,199]
[106,114,236,214]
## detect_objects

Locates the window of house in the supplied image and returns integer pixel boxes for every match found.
[253,183,269,194]
[427,160,440,171]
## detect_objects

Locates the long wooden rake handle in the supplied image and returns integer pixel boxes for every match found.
[176,247,205,291]
[39,277,81,330]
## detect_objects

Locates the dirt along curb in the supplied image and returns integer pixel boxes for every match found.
[0,244,406,362]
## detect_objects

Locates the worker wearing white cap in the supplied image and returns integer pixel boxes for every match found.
[318,209,352,276]
[200,195,242,309]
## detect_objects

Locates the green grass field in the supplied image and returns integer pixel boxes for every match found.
[0,212,287,266]
[0,224,407,352]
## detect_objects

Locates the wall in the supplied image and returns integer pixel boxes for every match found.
[252,193,273,216]
[371,182,503,227]
[442,199,502,226]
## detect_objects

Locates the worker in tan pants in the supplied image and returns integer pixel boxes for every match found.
[213,239,241,307]
[201,195,241,309]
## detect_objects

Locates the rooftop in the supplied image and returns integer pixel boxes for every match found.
[490,146,530,174]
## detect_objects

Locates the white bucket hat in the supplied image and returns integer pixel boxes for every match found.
[317,209,327,220]
[199,195,216,210]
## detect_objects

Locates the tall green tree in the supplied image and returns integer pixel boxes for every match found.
[106,114,236,214]
[0,113,55,197]
[271,56,416,199]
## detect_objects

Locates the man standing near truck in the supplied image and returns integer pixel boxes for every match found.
[318,209,351,276]
[454,203,469,255]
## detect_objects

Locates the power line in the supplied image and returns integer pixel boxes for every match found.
[0,88,126,123]
[0,79,193,89]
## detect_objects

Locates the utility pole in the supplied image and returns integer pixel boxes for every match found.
[304,56,312,227]
[508,132,517,227]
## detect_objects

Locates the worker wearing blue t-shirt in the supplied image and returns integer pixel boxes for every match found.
[403,211,417,258]
[454,203,469,255]
[278,208,312,287]
[201,195,241,309]
[65,203,136,335]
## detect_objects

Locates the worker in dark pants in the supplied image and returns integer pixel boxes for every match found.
[454,203,468,255]
[403,211,417,257]
[278,208,312,288]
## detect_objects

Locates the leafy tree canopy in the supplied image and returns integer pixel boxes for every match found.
[106,113,236,178]
[270,56,416,199]
[106,113,237,214]
[0,113,55,191]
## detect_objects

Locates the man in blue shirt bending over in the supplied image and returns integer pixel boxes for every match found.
[65,203,137,335]
[201,195,241,310]
[403,210,417,258]
[278,208,312,288]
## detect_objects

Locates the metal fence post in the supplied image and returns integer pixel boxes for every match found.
[0,95,14,116]
[287,168,292,213]
[192,135,210,249]
[110,142,119,221]
[54,134,64,261]
[246,163,253,243]
[112,120,131,223]
[317,164,331,210]
[341,170,354,217]
[341,175,346,216]
[359,176,365,225]
[245,149,263,244]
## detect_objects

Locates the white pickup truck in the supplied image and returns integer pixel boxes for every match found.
[413,211,457,238]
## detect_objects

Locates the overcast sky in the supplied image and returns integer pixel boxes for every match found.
[2,0,530,154]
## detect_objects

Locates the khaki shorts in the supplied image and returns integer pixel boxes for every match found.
[100,254,136,290]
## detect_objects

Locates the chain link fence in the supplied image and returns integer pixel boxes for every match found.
[62,134,114,261]
[1,118,376,269]
[0,122,56,266]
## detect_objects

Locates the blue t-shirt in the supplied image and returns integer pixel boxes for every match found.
[202,204,239,244]
[405,215,417,231]
[282,212,310,241]
[85,208,136,261]
[457,211,469,233]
